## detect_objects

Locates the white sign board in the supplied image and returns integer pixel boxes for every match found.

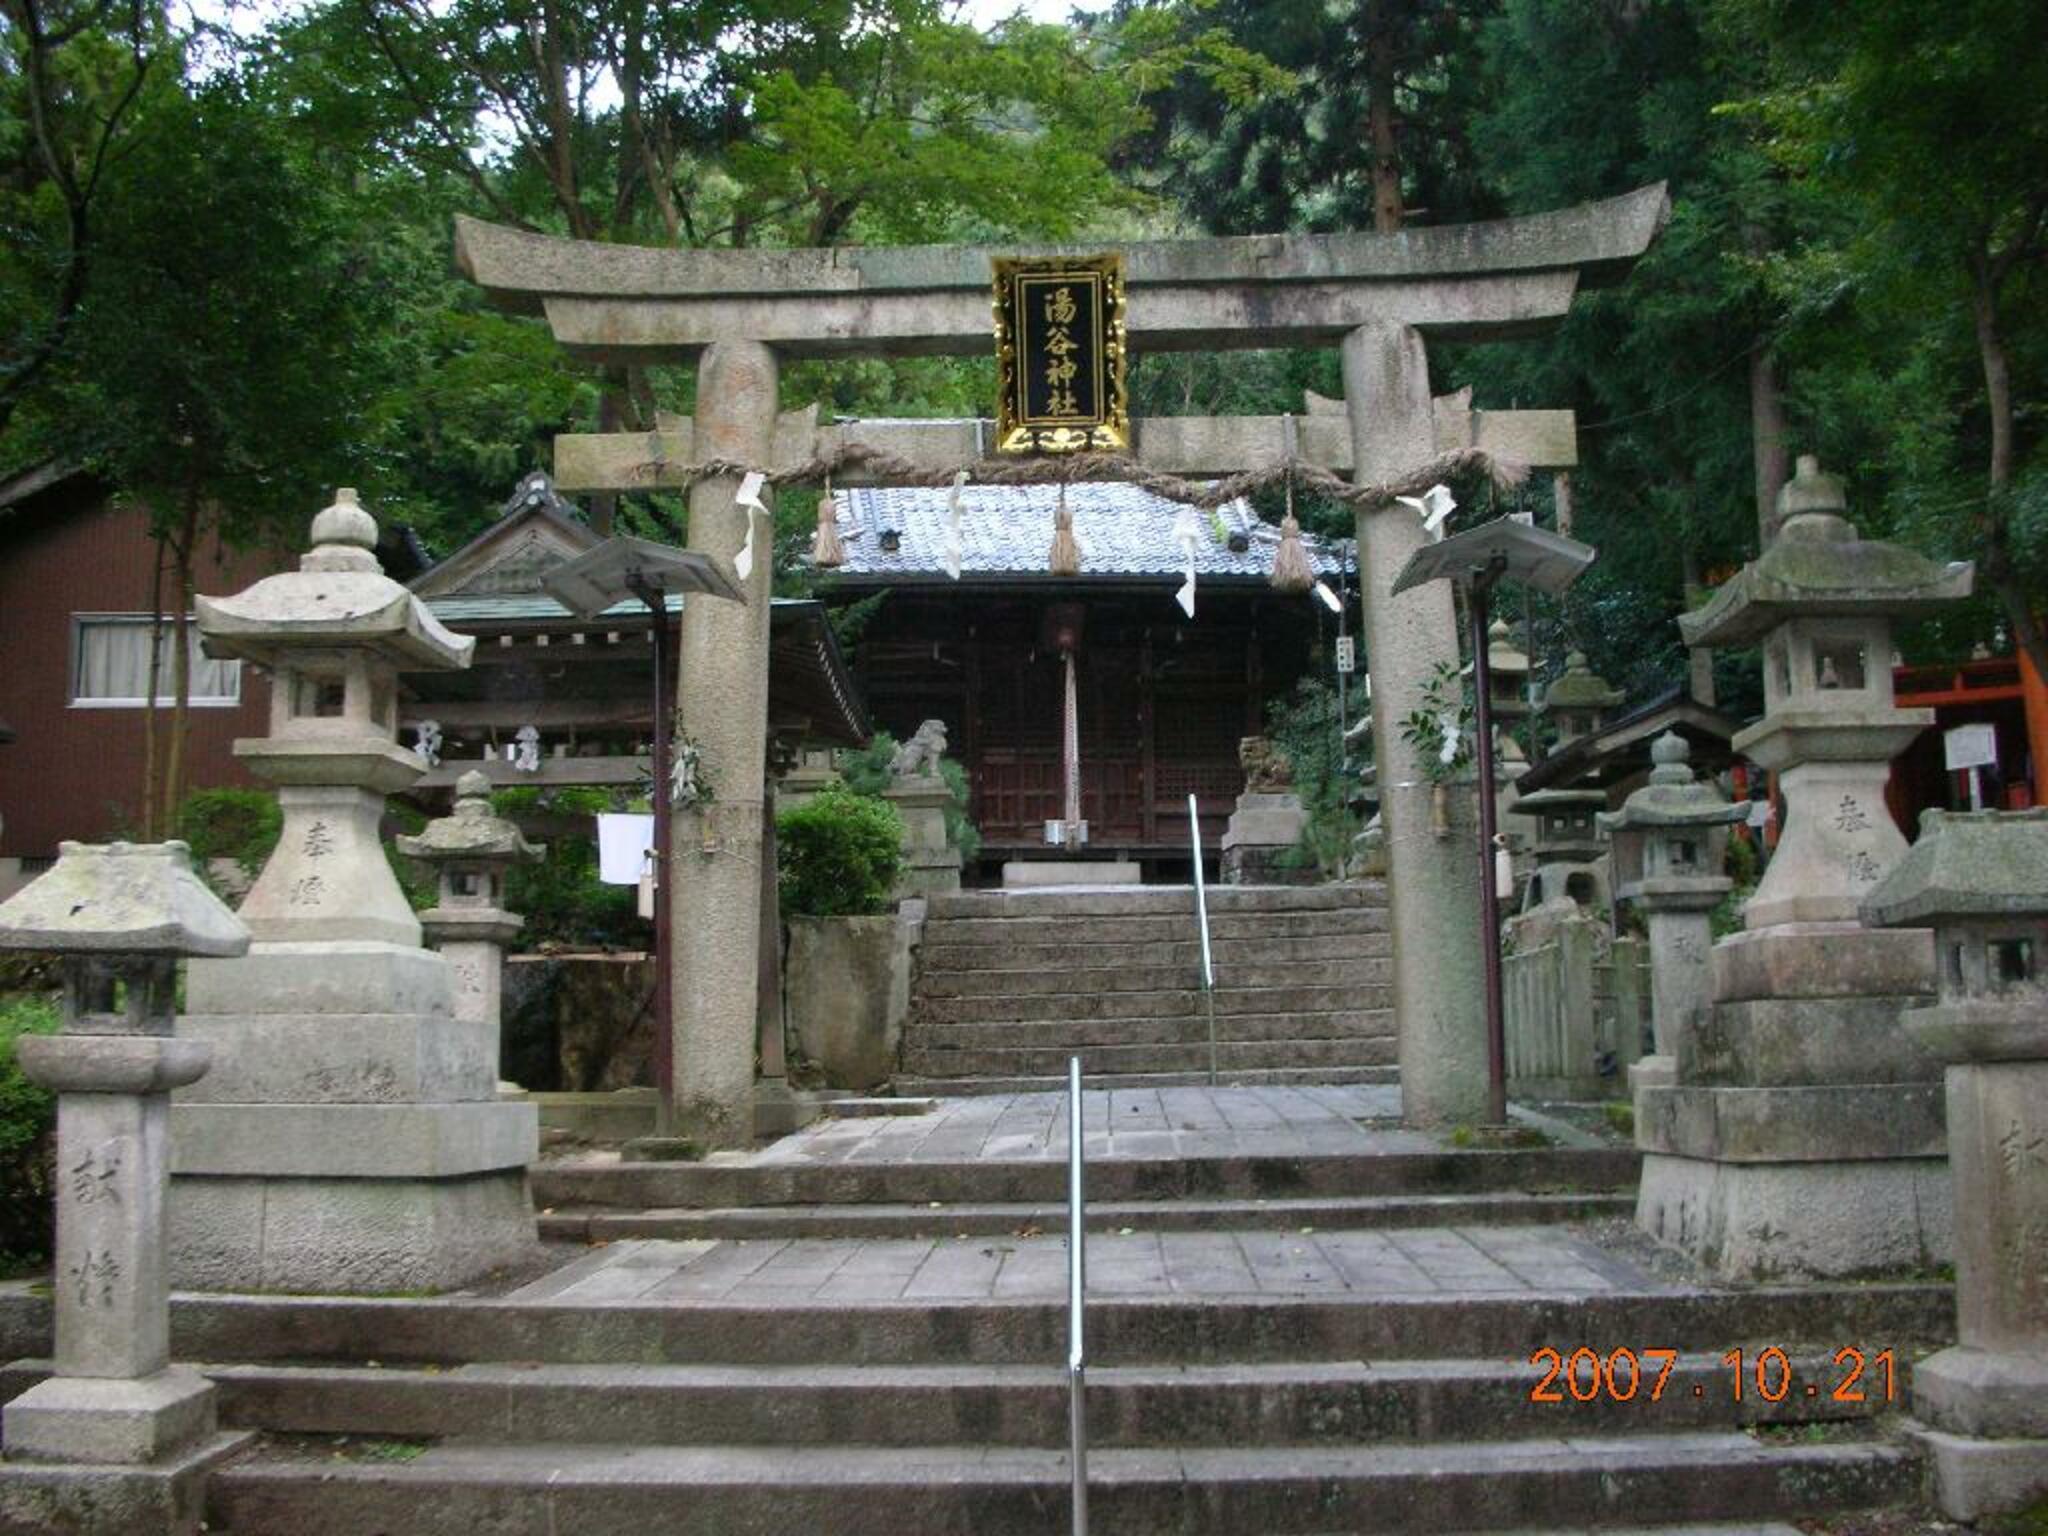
[1943,723,1998,773]
[1335,635,1356,675]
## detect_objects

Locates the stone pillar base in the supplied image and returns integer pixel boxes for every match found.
[1906,1426,2048,1523]
[1220,793,1313,885]
[0,1429,250,1536]
[1628,1053,1676,1098]
[1636,1151,1950,1281]
[169,1168,536,1293]
[3,1367,215,1466]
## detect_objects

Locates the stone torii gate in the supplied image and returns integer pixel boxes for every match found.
[457,185,1667,1146]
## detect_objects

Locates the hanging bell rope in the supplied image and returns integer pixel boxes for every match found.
[1269,413,1314,594]
[811,471,846,569]
[1048,482,1081,577]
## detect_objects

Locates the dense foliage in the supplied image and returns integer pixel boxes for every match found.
[2,0,2040,733]
[776,788,905,919]
[0,992,58,1271]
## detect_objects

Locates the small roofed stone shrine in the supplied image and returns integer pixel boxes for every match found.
[171,491,538,1293]
[1634,456,1973,1280]
[1863,809,2048,1519]
[0,841,248,1525]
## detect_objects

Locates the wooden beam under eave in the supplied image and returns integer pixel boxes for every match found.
[553,405,1575,493]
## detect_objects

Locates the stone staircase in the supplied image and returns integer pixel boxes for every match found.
[0,1095,1952,1536]
[898,882,1396,1091]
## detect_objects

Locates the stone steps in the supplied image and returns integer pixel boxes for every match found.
[916,983,1389,1025]
[913,1010,1394,1048]
[902,1036,1397,1078]
[0,1277,1939,1370]
[206,1432,1919,1536]
[925,883,1388,920]
[903,882,1393,1088]
[192,1348,1896,1449]
[529,1146,1643,1210]
[915,956,1392,997]
[919,932,1393,972]
[534,1190,1638,1242]
[924,907,1388,947]
[890,1064,1404,1094]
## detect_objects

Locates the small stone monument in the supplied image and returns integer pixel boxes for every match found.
[0,842,250,1533]
[1222,736,1312,885]
[398,770,545,1080]
[884,719,962,898]
[1864,809,2048,1518]
[1599,733,1747,1096]
[1638,456,1974,1278]
[172,490,538,1292]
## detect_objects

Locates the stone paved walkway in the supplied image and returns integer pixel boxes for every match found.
[745,1084,1434,1166]
[508,1224,1665,1306]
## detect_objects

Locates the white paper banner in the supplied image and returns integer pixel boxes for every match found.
[942,471,966,581]
[1172,507,1202,619]
[597,813,656,886]
[734,471,767,581]
[1396,483,1457,541]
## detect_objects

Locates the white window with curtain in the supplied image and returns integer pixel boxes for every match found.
[70,614,241,707]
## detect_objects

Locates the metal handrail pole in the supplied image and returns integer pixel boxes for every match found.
[1188,793,1218,1086]
[1067,1054,1088,1535]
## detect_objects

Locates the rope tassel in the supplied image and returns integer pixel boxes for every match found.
[812,481,846,569]
[1270,512,1314,593]
[1048,484,1081,577]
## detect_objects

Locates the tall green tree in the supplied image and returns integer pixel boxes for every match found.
[1721,0,2048,677]
[49,77,400,828]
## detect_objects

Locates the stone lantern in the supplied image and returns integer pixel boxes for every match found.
[398,770,545,1074]
[171,490,538,1293]
[1633,456,1973,1279]
[1599,733,1747,1094]
[1543,649,1622,750]
[0,842,249,1532]
[1863,808,2048,1519]
[1509,650,1622,916]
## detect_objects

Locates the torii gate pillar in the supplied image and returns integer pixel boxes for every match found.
[672,339,780,1148]
[1344,323,1490,1126]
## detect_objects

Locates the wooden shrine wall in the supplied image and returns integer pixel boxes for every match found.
[838,587,1319,854]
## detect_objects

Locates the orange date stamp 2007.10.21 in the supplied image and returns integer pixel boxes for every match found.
[1528,1346,1899,1405]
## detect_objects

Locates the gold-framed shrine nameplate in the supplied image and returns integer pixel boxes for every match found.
[992,253,1128,454]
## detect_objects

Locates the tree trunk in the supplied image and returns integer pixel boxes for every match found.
[1364,1,1404,234]
[160,494,199,833]
[1970,260,2048,683]
[141,531,167,839]
[1748,341,1788,546]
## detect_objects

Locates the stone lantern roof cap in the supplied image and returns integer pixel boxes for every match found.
[1679,458,1973,649]
[1861,807,2048,928]
[1543,650,1622,711]
[397,771,546,864]
[1486,618,1530,676]
[197,490,475,673]
[1598,732,1749,832]
[0,840,250,957]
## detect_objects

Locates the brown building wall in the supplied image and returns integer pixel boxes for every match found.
[0,482,281,859]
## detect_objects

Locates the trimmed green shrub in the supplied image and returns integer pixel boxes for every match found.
[0,993,59,1272]
[777,788,905,918]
